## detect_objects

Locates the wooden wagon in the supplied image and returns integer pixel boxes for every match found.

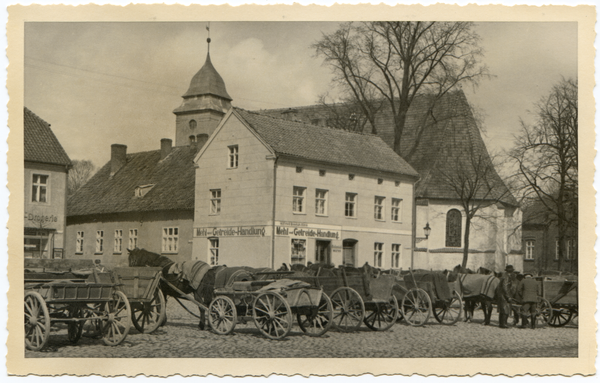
[159,268,334,340]
[113,267,166,334]
[393,270,463,326]
[24,259,131,351]
[270,266,399,332]
[538,277,578,327]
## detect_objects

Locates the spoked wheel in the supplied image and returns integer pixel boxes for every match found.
[536,298,552,327]
[330,287,365,332]
[548,306,573,327]
[67,305,84,343]
[252,291,292,340]
[570,309,578,327]
[208,296,237,335]
[297,291,333,337]
[25,291,51,351]
[101,291,131,346]
[433,291,463,325]
[131,289,166,334]
[401,288,431,326]
[363,295,399,331]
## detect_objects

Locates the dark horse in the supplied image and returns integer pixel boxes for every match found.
[128,248,216,329]
[449,266,499,325]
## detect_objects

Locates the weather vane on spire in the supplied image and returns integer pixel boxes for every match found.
[206,22,211,52]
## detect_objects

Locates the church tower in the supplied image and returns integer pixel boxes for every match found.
[173,36,232,147]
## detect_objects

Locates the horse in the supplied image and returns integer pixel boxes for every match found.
[448,269,500,325]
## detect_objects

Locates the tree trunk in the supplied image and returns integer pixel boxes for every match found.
[461,215,471,269]
[393,106,409,153]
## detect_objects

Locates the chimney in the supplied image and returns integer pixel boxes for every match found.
[161,138,172,160]
[110,144,127,177]
[196,134,209,150]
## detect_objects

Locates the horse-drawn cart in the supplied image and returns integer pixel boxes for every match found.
[113,267,166,334]
[273,266,400,332]
[24,260,131,351]
[393,270,462,326]
[539,278,578,327]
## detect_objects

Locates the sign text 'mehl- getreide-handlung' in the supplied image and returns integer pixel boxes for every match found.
[276,226,340,240]
[195,227,266,237]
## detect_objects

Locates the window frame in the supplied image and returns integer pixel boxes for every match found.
[210,189,222,215]
[374,196,385,221]
[95,230,104,254]
[76,231,84,254]
[293,186,306,214]
[525,239,535,260]
[391,243,401,269]
[31,173,50,203]
[114,229,123,254]
[209,237,219,266]
[345,192,357,218]
[374,242,384,268]
[445,209,462,248]
[228,145,239,169]
[162,227,179,254]
[129,229,138,250]
[391,198,402,222]
[315,189,328,216]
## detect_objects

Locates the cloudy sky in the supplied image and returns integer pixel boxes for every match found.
[24,22,577,168]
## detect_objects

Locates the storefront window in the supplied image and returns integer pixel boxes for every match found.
[209,238,219,266]
[291,239,306,265]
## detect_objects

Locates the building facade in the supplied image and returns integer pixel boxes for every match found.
[192,108,418,269]
[24,107,72,259]
[260,92,523,272]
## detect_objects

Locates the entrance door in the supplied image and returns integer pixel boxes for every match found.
[315,240,331,265]
[343,239,357,267]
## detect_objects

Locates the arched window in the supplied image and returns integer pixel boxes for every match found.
[189,119,197,130]
[445,209,462,247]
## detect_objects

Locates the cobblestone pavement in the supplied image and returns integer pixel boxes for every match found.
[26,300,578,358]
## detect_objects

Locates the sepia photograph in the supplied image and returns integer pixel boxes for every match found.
[8,3,595,377]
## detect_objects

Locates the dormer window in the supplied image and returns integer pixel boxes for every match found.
[135,184,155,198]
[189,120,197,130]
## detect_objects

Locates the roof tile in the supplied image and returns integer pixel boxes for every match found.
[24,107,72,167]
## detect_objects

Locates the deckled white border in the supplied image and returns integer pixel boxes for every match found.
[3,0,597,380]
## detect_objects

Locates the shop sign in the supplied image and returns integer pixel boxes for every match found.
[195,226,266,237]
[25,212,59,224]
[275,226,340,240]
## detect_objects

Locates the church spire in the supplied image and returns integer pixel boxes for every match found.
[173,25,232,147]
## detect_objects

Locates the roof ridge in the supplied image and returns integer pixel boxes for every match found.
[236,107,379,138]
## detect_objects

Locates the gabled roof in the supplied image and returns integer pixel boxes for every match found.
[68,146,197,217]
[258,91,517,206]
[233,108,419,177]
[183,53,232,101]
[24,107,71,167]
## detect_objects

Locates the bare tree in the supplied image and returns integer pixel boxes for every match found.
[437,140,511,268]
[509,78,578,271]
[315,93,382,133]
[313,22,489,151]
[68,159,95,196]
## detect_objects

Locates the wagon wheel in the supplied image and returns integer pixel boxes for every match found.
[297,291,333,337]
[101,290,131,346]
[433,291,463,325]
[131,289,166,334]
[24,291,51,351]
[67,305,84,343]
[82,303,104,338]
[208,296,237,335]
[252,291,292,340]
[535,298,552,326]
[363,295,399,331]
[548,306,573,327]
[570,309,578,327]
[401,288,431,326]
[330,287,365,332]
